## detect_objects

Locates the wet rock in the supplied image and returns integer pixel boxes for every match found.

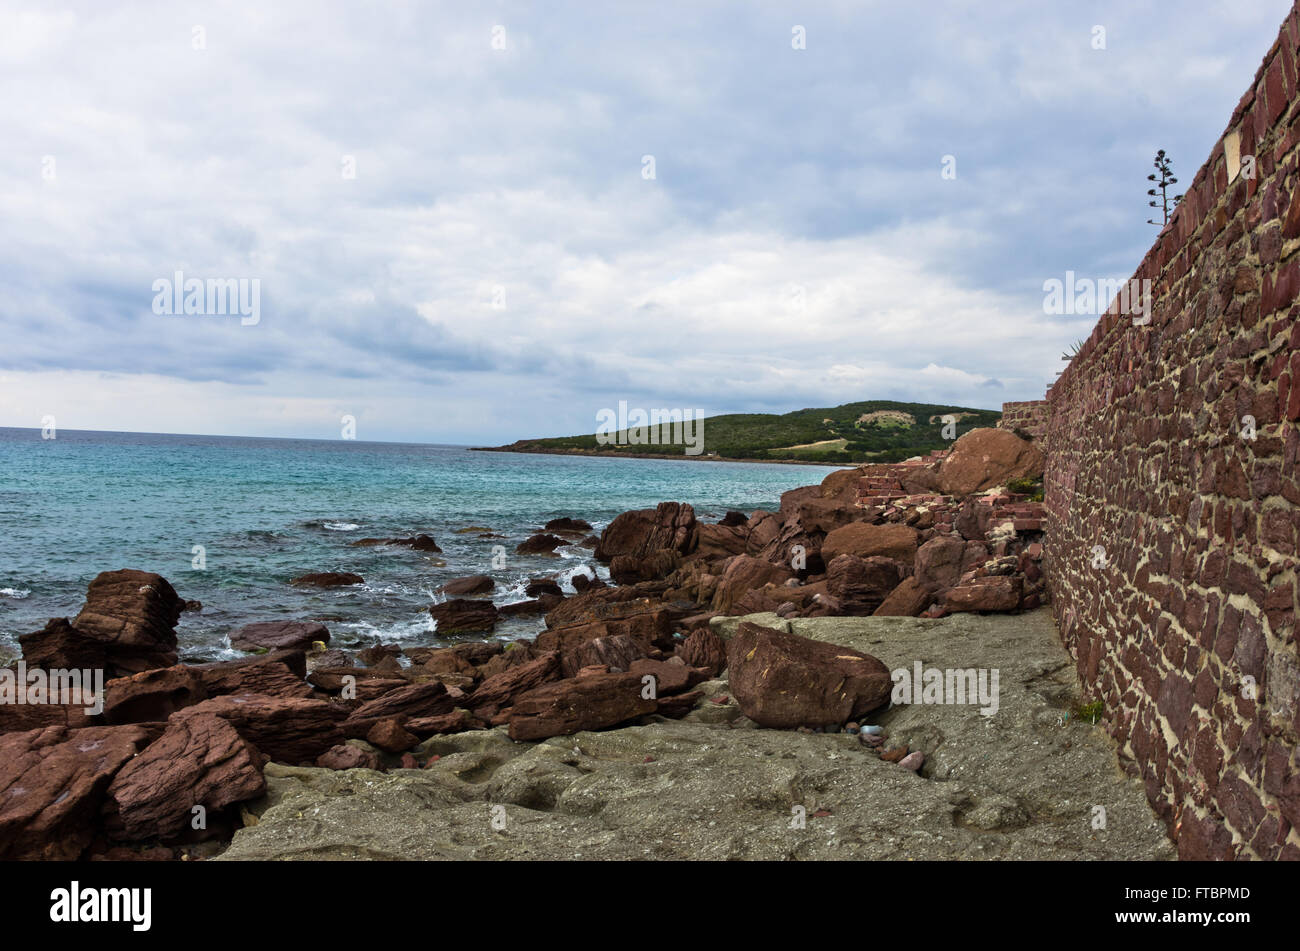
[230,620,330,652]
[544,517,593,534]
[516,533,567,556]
[289,572,364,588]
[525,578,563,598]
[429,598,499,634]
[439,575,495,596]
[726,622,891,729]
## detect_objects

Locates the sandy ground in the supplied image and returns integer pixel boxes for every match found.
[218,608,1175,860]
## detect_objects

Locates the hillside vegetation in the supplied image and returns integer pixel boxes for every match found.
[480,400,1001,464]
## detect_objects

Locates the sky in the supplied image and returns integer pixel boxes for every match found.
[0,0,1292,444]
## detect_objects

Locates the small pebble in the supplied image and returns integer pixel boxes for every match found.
[845,722,859,734]
[861,725,884,735]
[898,751,924,772]
[858,733,885,748]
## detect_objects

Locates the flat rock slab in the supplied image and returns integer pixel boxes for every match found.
[217,609,1174,861]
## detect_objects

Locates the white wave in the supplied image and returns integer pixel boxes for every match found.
[322,521,361,531]
[0,587,30,599]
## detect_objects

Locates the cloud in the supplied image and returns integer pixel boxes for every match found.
[0,0,1291,442]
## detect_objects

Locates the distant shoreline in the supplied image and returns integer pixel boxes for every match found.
[469,445,856,468]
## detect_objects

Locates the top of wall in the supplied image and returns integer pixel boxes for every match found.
[1049,2,1300,401]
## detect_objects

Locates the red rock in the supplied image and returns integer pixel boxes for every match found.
[365,716,419,753]
[873,577,934,617]
[525,578,563,598]
[105,713,265,840]
[559,634,650,677]
[516,533,567,555]
[821,522,919,564]
[507,672,658,740]
[676,627,727,677]
[654,691,703,718]
[347,682,456,725]
[230,620,329,652]
[18,618,110,671]
[405,709,483,735]
[628,658,709,696]
[692,523,749,560]
[710,555,796,614]
[610,548,682,585]
[725,622,892,729]
[825,554,903,614]
[0,724,157,860]
[537,610,673,654]
[61,570,185,675]
[936,428,1044,496]
[469,651,562,714]
[351,535,441,552]
[175,694,348,764]
[316,744,381,770]
[289,572,364,587]
[944,576,1023,613]
[194,650,312,699]
[595,502,697,562]
[544,517,593,534]
[880,746,909,763]
[103,665,207,724]
[439,575,495,596]
[912,535,968,590]
[429,598,499,633]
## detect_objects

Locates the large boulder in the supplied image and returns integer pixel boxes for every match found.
[230,620,329,652]
[595,502,697,563]
[692,523,749,560]
[175,694,348,764]
[609,549,682,585]
[821,522,919,565]
[429,598,499,634]
[66,569,184,674]
[710,555,795,615]
[676,628,728,677]
[103,665,208,724]
[105,713,265,840]
[726,622,892,729]
[18,618,110,671]
[944,576,1023,613]
[289,572,364,587]
[346,682,457,725]
[193,650,313,700]
[507,672,658,741]
[558,634,650,678]
[936,428,1044,496]
[0,724,157,860]
[873,577,935,617]
[439,575,495,596]
[825,554,904,615]
[469,652,562,715]
[516,534,566,556]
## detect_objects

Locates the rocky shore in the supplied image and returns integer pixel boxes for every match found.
[0,426,1164,860]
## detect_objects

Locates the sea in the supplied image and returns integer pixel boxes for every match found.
[0,428,843,662]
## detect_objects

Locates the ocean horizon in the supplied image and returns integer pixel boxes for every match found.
[0,426,843,660]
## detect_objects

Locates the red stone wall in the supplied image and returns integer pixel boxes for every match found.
[1043,4,1300,860]
[997,400,1048,440]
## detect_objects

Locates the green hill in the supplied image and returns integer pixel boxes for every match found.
[479,400,1001,464]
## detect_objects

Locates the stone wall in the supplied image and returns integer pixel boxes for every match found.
[1043,3,1300,860]
[997,400,1048,440]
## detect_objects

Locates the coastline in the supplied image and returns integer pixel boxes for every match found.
[470,445,858,468]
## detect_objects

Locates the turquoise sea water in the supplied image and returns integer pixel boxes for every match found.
[0,428,842,660]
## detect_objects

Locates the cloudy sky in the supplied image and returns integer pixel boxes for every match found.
[0,1,1291,443]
